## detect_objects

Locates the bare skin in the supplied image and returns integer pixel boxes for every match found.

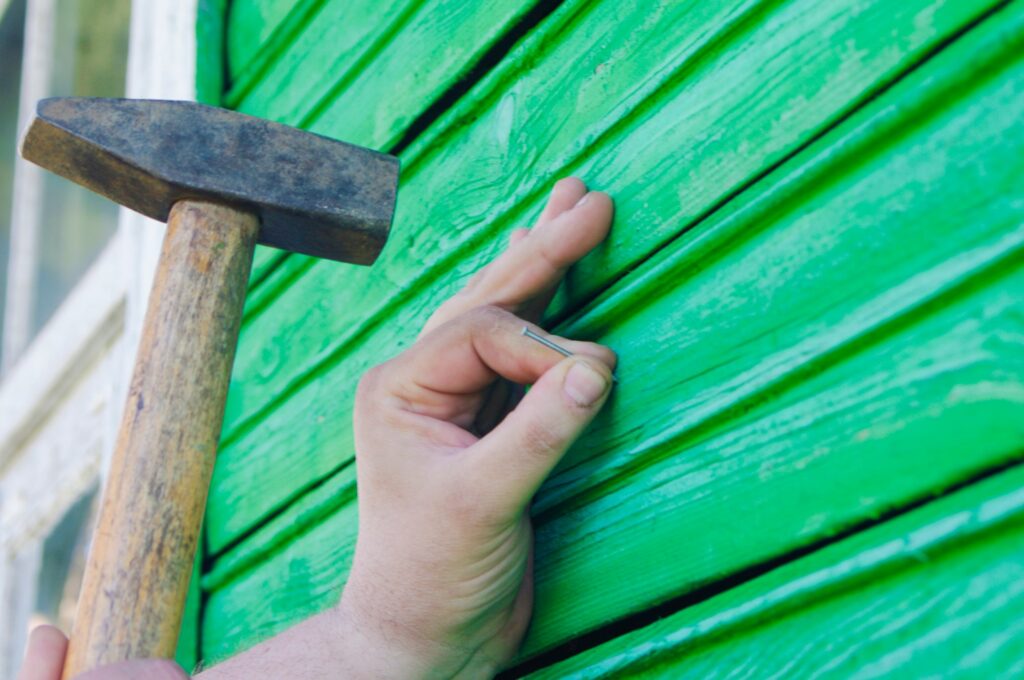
[18,177,615,680]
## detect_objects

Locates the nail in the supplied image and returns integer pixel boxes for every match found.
[522,327,573,358]
[522,326,619,384]
[563,361,609,407]
[576,192,590,207]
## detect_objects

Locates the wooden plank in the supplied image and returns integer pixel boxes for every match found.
[195,0,227,105]
[201,468,359,662]
[225,0,317,82]
[529,464,1024,678]
[199,6,1024,660]
[173,548,203,673]
[237,0,543,308]
[207,0,1006,554]
[297,0,543,148]
[224,0,412,113]
[202,260,1024,661]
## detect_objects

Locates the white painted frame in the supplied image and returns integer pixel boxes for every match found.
[0,1,198,676]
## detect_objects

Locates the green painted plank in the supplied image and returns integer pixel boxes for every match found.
[234,0,542,311]
[227,0,546,147]
[195,0,227,105]
[201,255,1024,661]
[224,0,417,112]
[236,0,541,300]
[174,546,203,672]
[200,6,1024,659]
[225,0,317,82]
[245,247,289,292]
[298,0,541,148]
[207,0,1005,553]
[201,469,358,662]
[229,0,393,286]
[530,464,1024,678]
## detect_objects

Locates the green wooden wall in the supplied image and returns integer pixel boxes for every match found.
[192,0,1024,675]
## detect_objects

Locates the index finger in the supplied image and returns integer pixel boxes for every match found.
[420,181,613,336]
[391,307,614,400]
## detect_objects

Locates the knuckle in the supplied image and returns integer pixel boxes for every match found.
[355,362,392,413]
[467,303,512,328]
[356,363,384,397]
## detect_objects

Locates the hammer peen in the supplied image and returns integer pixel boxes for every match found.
[20,97,398,677]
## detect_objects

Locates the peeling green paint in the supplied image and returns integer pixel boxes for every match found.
[196,0,1024,671]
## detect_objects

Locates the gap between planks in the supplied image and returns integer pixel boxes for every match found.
[237,0,569,303]
[222,0,1010,458]
[499,454,1024,678]
[209,0,1016,558]
[197,0,1024,655]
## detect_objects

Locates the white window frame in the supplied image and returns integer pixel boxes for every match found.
[0,0,199,675]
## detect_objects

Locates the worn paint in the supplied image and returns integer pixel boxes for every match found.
[530,464,1024,678]
[198,0,1024,671]
[238,0,543,285]
[209,0,1001,557]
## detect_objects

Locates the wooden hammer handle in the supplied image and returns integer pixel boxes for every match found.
[62,201,258,678]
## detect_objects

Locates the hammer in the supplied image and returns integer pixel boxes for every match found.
[20,97,398,677]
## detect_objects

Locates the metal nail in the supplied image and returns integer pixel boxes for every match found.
[520,326,619,384]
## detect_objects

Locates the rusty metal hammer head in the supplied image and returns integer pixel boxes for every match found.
[20,97,398,264]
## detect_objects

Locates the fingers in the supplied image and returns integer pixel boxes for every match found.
[390,307,613,405]
[481,188,612,307]
[469,355,613,514]
[17,626,67,680]
[16,627,187,680]
[421,178,613,335]
[535,176,587,224]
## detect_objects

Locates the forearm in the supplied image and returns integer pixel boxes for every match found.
[195,592,471,680]
[195,603,396,679]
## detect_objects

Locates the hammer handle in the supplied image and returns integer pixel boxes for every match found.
[62,201,258,677]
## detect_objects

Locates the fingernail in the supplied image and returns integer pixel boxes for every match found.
[563,361,609,407]
[576,193,590,207]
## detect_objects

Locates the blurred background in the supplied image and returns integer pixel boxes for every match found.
[1,0,130,650]
[1,0,129,367]
[0,1,193,676]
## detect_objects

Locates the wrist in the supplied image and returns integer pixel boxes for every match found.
[336,575,500,679]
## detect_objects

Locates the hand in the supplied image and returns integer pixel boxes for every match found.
[17,625,187,680]
[19,178,615,680]
[340,177,616,677]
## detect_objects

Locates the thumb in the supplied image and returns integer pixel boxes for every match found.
[17,626,67,680]
[470,356,613,515]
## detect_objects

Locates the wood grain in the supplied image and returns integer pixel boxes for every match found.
[62,201,257,676]
[202,261,1024,660]
[199,2,1024,661]
[225,0,320,84]
[239,0,541,305]
[207,0,1004,554]
[530,463,1024,678]
[225,0,412,114]
[196,0,228,105]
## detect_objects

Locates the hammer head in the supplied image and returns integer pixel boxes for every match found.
[21,98,398,264]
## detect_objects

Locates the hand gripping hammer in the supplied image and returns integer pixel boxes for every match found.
[19,97,398,677]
